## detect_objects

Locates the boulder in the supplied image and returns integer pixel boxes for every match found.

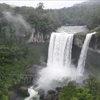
[8,91,18,100]
[16,97,23,100]
[44,93,56,100]
[38,89,45,100]
[19,86,29,97]
[55,87,62,92]
[44,90,60,100]
[48,90,56,94]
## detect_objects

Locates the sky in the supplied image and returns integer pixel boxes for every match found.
[0,0,87,9]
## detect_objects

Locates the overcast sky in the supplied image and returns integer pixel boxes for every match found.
[0,0,87,9]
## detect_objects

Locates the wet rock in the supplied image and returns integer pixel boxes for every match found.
[48,90,56,94]
[38,89,45,100]
[8,91,18,100]
[16,97,23,100]
[44,90,56,100]
[44,93,56,100]
[38,89,45,95]
[55,87,62,92]
[19,86,29,97]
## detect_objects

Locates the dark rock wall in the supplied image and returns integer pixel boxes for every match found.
[74,33,100,50]
[72,43,100,76]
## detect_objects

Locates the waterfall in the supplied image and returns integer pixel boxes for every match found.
[47,32,74,67]
[77,32,96,75]
[25,29,96,100]
[36,32,75,90]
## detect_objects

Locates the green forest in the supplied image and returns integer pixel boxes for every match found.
[0,1,100,100]
[0,1,100,38]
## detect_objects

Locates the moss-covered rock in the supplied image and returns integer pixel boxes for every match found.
[8,91,18,100]
[19,86,29,97]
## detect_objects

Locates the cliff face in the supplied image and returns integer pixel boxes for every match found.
[27,31,100,51]
[73,32,100,51]
[27,32,100,76]
[72,32,100,76]
[72,44,100,76]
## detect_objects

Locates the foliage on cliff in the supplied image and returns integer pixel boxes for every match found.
[0,16,44,99]
[59,83,93,100]
[0,26,28,99]
[0,44,27,99]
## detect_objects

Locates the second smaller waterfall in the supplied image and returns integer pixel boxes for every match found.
[77,32,96,75]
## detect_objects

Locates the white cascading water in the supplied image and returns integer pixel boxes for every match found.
[77,32,96,76]
[57,26,88,34]
[47,32,73,67]
[24,87,39,100]
[24,24,95,99]
[36,32,77,91]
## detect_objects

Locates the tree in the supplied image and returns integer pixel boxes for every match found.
[83,75,100,100]
[59,83,77,100]
[59,83,93,100]
[36,2,44,10]
[37,15,54,37]
[77,88,93,100]
[0,24,28,100]
[0,44,27,98]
